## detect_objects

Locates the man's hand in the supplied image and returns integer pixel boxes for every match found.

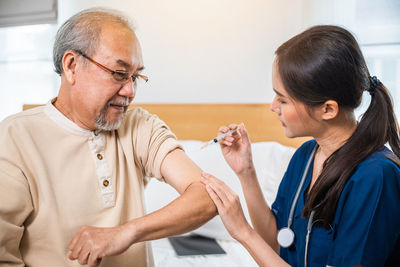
[68,224,134,266]
[67,148,217,266]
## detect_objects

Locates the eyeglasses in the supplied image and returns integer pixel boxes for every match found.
[75,50,148,84]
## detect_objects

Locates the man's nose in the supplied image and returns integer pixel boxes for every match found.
[119,79,136,98]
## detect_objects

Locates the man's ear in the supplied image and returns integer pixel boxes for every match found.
[61,51,78,85]
[320,100,339,121]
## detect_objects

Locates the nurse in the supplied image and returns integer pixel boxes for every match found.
[201,25,400,266]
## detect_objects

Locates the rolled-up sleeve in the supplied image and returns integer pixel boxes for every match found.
[129,108,182,181]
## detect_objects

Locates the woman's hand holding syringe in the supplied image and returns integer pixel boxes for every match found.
[202,123,255,177]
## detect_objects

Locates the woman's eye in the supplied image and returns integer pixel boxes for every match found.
[278,98,286,104]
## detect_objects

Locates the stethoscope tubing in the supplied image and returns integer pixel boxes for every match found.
[287,145,318,228]
[276,144,318,256]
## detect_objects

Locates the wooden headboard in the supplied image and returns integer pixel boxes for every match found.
[23,104,309,148]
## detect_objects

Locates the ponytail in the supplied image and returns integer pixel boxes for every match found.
[362,76,400,159]
[303,77,400,227]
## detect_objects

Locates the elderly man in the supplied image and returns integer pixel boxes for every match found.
[0,8,216,267]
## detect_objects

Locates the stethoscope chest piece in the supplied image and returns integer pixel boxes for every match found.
[276,144,318,250]
[277,227,295,248]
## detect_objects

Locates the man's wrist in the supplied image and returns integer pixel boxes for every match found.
[123,220,140,244]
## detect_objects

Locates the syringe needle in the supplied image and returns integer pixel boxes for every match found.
[200,126,240,150]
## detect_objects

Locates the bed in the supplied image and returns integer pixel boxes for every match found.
[23,103,308,266]
[131,104,308,266]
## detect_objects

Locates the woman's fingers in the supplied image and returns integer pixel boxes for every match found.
[221,139,233,147]
[218,124,241,137]
[228,123,240,133]
[238,122,250,144]
[218,125,233,146]
[201,172,250,241]
[201,172,234,205]
[217,124,243,147]
[218,125,230,134]
[204,183,224,210]
[201,173,226,209]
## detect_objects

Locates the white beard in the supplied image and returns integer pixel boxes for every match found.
[94,97,130,131]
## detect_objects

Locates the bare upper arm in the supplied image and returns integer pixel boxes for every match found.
[160,148,202,194]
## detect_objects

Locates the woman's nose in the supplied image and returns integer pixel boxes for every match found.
[271,96,280,114]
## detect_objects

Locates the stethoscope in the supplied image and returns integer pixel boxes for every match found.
[276,144,318,267]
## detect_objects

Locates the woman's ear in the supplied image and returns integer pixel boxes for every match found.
[61,50,78,85]
[321,100,339,121]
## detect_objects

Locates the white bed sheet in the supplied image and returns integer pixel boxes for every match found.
[146,140,295,266]
[151,238,257,267]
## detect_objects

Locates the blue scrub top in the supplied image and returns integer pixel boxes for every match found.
[271,140,400,267]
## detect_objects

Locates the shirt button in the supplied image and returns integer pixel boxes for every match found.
[97,154,103,160]
[103,179,109,187]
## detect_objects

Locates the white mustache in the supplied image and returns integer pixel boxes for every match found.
[108,97,130,107]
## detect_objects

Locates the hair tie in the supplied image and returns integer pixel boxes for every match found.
[368,76,380,95]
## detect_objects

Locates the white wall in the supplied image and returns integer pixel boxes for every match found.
[1,0,398,121]
[301,0,400,44]
[58,0,303,104]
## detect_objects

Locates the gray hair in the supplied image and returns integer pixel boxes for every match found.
[53,7,135,75]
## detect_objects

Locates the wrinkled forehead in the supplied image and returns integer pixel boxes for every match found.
[96,22,144,70]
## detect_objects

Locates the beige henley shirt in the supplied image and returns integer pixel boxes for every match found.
[0,100,181,266]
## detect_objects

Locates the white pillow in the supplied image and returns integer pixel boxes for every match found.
[144,140,295,241]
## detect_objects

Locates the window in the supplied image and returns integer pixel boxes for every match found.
[0,24,59,121]
[356,0,400,115]
[0,0,57,27]
[302,0,400,116]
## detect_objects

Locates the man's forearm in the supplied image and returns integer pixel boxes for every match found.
[125,181,217,243]
[68,147,218,265]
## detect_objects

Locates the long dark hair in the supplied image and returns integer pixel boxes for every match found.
[275,25,400,228]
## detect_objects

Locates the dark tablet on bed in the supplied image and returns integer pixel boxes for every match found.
[168,234,226,256]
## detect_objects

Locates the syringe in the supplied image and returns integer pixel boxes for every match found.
[200,126,240,150]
